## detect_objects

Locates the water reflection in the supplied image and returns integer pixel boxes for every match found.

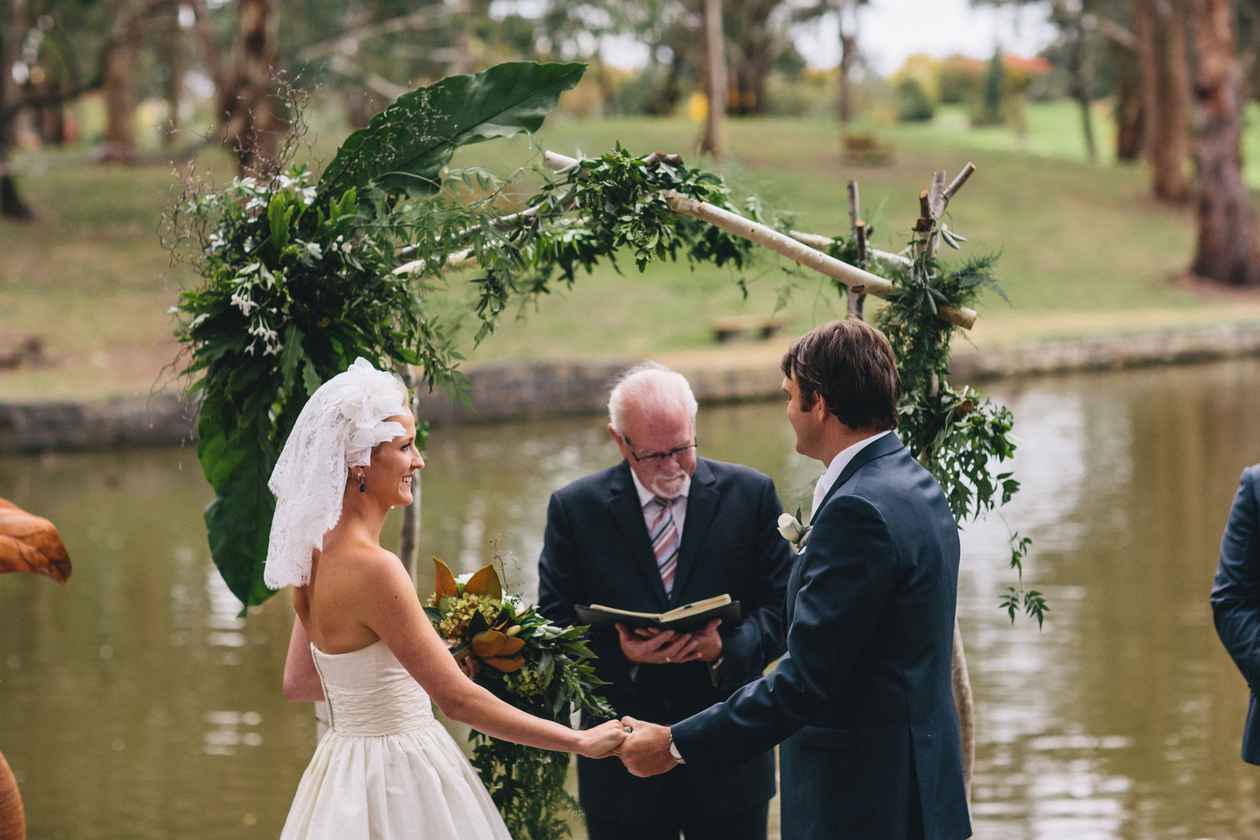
[3,359,1260,838]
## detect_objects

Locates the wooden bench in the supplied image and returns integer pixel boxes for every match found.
[711,315,788,343]
[842,132,893,167]
[0,336,46,370]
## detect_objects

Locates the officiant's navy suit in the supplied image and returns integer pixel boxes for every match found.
[672,433,971,840]
[539,457,792,839]
[1211,464,1260,765]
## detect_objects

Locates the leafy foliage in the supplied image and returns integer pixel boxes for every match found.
[836,217,1047,627]
[318,62,587,198]
[170,166,459,607]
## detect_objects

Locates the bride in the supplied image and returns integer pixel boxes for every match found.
[266,358,626,839]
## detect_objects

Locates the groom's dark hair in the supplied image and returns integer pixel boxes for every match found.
[781,318,899,431]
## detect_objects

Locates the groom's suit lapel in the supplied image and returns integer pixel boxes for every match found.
[669,459,719,607]
[790,434,904,626]
[606,461,670,610]
[808,432,905,527]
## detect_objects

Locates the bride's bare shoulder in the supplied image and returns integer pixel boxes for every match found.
[323,540,407,588]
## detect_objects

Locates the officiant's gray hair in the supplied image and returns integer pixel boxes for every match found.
[608,363,698,434]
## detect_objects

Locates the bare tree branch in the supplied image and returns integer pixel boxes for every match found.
[295,8,449,63]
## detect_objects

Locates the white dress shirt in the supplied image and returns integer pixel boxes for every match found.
[630,468,690,538]
[810,431,892,521]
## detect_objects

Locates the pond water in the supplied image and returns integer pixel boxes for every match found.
[3,357,1260,839]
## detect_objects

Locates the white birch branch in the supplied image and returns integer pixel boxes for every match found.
[787,230,913,268]
[393,247,476,276]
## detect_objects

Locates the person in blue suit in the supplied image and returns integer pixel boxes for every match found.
[618,319,972,840]
[1211,464,1260,766]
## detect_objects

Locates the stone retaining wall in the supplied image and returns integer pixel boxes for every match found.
[4,321,1260,455]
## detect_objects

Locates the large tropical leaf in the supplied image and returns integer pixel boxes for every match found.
[0,498,71,583]
[317,61,586,198]
[196,382,280,610]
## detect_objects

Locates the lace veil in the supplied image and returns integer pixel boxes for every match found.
[264,357,410,590]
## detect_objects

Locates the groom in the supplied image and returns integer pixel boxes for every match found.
[619,319,972,839]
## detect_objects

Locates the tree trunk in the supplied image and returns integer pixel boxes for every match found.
[8,0,36,150]
[1112,44,1143,162]
[838,33,855,125]
[0,750,26,840]
[161,14,184,147]
[100,0,139,164]
[220,0,285,174]
[343,89,378,130]
[951,617,975,801]
[1152,0,1192,201]
[699,0,726,157]
[1065,9,1097,163]
[1190,0,1260,285]
[0,3,33,220]
[1133,0,1159,161]
[726,0,777,116]
[37,77,67,146]
[646,47,687,116]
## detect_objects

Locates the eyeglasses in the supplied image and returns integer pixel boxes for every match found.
[623,436,698,464]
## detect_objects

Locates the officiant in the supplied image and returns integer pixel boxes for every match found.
[538,363,792,840]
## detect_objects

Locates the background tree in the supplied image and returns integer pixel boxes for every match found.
[100,0,141,163]
[218,0,285,173]
[1134,0,1191,201]
[1190,0,1260,285]
[700,0,726,155]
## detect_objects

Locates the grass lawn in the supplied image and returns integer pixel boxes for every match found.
[4,103,1260,402]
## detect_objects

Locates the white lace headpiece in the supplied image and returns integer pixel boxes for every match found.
[264,357,410,590]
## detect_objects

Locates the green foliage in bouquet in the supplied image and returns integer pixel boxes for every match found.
[425,558,614,840]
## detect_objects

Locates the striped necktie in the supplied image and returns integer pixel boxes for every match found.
[649,496,680,594]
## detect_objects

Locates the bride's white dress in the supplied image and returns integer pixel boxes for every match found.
[279,639,513,840]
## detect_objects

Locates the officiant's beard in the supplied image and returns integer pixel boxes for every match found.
[647,470,688,499]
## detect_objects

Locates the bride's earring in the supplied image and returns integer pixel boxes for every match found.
[357,471,367,493]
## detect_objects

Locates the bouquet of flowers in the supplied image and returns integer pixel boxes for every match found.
[424,556,614,840]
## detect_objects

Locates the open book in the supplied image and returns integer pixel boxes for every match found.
[574,594,741,633]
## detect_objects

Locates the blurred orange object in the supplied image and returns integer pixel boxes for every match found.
[0,750,25,840]
[0,498,71,582]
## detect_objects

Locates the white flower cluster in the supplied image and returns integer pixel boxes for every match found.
[246,317,282,357]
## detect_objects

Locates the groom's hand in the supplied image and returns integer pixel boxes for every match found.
[616,624,694,664]
[618,717,678,777]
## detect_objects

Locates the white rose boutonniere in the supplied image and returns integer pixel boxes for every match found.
[777,510,811,554]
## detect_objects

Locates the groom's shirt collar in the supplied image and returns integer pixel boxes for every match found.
[811,430,892,520]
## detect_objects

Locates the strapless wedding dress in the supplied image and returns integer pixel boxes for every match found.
[278,640,512,839]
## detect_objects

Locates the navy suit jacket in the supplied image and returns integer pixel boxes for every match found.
[672,433,971,840]
[1211,465,1260,765]
[538,457,792,822]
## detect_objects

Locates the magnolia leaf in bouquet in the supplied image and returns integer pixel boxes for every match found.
[434,557,458,599]
[472,630,525,659]
[463,564,502,600]
[0,499,72,582]
[484,654,525,673]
